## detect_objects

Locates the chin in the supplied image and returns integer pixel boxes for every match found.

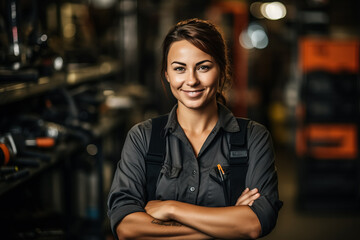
[177,93,217,110]
[182,104,203,110]
[180,100,214,110]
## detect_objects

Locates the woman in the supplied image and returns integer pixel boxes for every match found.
[107,18,282,239]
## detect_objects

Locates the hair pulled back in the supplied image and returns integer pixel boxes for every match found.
[161,18,231,105]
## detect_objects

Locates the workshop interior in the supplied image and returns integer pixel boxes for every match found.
[0,0,359,239]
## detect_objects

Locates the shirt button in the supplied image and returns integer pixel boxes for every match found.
[192,170,197,175]
[189,186,196,192]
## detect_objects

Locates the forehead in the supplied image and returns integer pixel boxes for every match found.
[167,40,212,61]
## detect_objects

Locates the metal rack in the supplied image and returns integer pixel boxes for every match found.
[0,59,124,239]
[0,59,121,105]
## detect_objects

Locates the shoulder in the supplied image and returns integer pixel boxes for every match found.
[126,118,153,150]
[232,118,270,136]
[246,120,274,150]
[129,118,153,134]
[247,120,270,136]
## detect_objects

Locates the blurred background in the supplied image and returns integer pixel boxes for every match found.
[0,0,359,239]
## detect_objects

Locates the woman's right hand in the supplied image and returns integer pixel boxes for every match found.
[235,188,260,206]
[145,200,174,221]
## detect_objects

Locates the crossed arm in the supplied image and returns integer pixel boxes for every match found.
[116,188,261,240]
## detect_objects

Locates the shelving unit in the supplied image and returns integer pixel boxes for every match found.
[0,59,127,239]
[0,59,120,105]
[0,142,75,196]
[0,72,66,105]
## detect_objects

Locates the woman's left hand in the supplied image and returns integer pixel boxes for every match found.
[145,200,174,221]
[235,188,260,206]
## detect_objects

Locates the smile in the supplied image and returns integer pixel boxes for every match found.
[181,89,205,97]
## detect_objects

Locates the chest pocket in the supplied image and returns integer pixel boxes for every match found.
[155,162,181,200]
[207,165,230,207]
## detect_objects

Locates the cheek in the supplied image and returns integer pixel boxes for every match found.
[202,75,219,90]
[168,75,184,88]
[168,81,180,99]
[167,79,180,96]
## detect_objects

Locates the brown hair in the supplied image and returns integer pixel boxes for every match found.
[161,18,231,105]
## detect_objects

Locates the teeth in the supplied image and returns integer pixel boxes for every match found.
[182,89,203,96]
[184,90,201,92]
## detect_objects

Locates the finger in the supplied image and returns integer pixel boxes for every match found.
[236,194,260,206]
[236,196,254,206]
[250,193,261,201]
[236,189,251,205]
[242,188,250,194]
[235,189,260,206]
[237,188,257,202]
[249,188,258,194]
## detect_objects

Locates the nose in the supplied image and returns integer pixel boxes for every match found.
[186,70,199,86]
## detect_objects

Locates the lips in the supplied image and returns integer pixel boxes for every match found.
[181,89,205,97]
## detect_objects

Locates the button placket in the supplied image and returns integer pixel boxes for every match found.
[185,155,199,204]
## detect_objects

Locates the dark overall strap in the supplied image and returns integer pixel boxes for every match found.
[229,118,250,205]
[145,115,168,201]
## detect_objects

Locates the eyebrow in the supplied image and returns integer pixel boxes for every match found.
[171,60,213,66]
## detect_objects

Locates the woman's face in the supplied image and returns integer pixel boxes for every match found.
[166,40,220,111]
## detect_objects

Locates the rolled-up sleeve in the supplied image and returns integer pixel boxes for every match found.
[107,120,152,237]
[246,121,283,237]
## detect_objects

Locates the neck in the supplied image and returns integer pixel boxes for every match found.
[177,101,218,134]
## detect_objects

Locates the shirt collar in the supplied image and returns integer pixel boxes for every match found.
[163,104,179,136]
[217,103,240,133]
[163,103,241,136]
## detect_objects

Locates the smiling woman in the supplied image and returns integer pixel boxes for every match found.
[165,40,219,111]
[161,19,231,107]
[107,18,282,240]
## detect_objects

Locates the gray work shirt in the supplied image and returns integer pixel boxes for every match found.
[107,103,282,237]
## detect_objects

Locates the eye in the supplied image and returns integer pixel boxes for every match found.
[174,66,185,73]
[198,65,211,72]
